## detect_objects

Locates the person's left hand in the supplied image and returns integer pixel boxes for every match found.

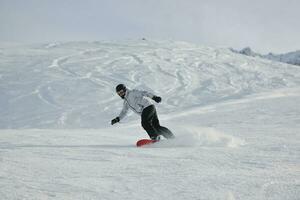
[152,96,162,103]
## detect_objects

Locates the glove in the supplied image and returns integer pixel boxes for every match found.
[152,96,162,103]
[111,117,120,125]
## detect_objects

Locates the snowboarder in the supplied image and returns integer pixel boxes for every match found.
[111,84,174,141]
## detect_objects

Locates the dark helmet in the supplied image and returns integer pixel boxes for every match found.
[116,84,126,92]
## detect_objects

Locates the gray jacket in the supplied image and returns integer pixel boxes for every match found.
[118,89,154,120]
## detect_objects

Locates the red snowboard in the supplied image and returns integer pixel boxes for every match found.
[136,139,158,147]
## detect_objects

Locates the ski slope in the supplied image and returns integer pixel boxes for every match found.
[0,40,299,199]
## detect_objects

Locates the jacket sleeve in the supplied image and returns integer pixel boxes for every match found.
[137,90,155,99]
[118,101,129,121]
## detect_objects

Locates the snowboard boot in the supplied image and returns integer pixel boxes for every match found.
[151,135,161,141]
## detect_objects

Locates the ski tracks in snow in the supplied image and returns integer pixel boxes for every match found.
[2,40,300,129]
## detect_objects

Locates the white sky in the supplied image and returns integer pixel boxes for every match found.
[0,0,299,53]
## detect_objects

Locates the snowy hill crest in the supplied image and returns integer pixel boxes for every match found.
[231,47,300,66]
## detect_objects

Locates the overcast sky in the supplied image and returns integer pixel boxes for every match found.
[0,0,299,53]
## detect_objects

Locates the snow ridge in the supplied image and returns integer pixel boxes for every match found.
[231,47,300,66]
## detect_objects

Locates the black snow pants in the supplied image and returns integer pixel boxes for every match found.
[141,105,174,140]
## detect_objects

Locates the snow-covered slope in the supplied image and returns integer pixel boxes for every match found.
[1,40,300,128]
[0,40,299,200]
[232,47,300,66]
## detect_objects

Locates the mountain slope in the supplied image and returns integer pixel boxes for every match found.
[231,47,300,66]
[1,40,300,128]
[0,40,299,200]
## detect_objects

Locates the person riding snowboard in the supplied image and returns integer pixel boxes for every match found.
[111,84,174,141]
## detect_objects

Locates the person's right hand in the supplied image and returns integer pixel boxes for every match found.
[111,117,120,125]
